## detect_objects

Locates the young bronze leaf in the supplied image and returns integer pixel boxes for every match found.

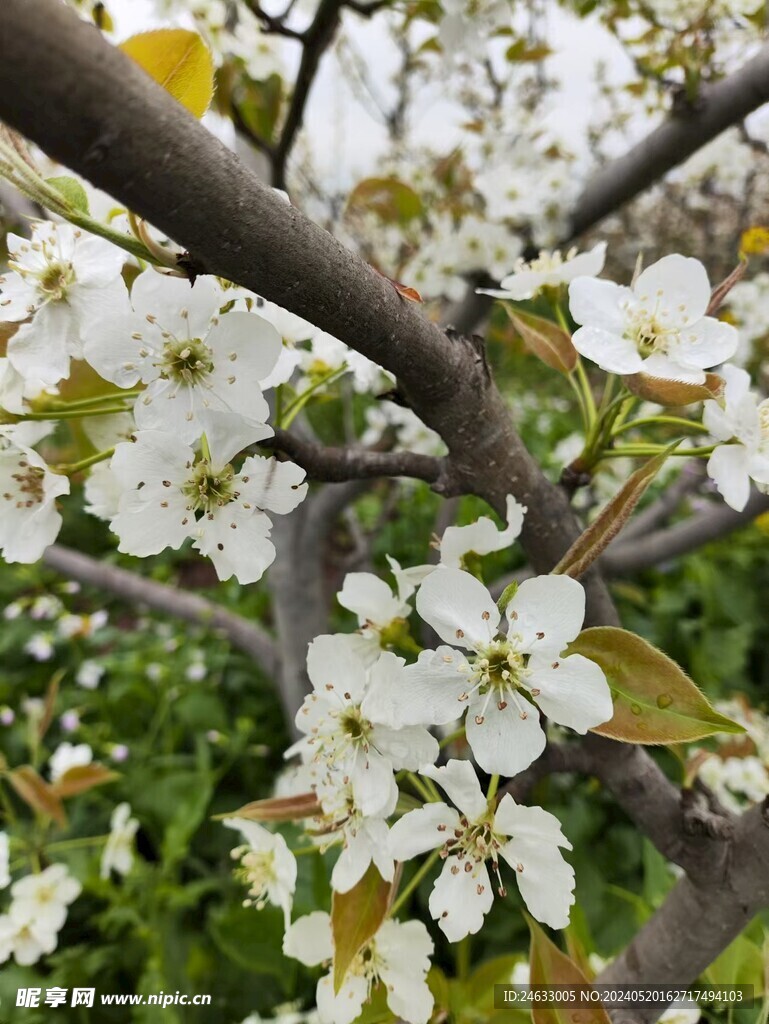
[624,372,724,406]
[506,309,578,375]
[9,765,66,827]
[567,627,745,744]
[527,914,611,1024]
[214,791,322,822]
[38,668,65,741]
[331,863,391,994]
[553,449,672,578]
[119,29,214,119]
[707,261,747,315]
[51,762,120,799]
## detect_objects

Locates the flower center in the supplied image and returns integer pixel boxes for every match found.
[36,260,75,300]
[182,460,238,516]
[460,638,535,724]
[232,846,277,909]
[159,337,215,386]
[623,291,694,357]
[437,812,508,897]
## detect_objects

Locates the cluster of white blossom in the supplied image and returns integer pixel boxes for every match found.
[0,861,81,966]
[726,272,769,368]
[223,499,614,1024]
[695,699,769,812]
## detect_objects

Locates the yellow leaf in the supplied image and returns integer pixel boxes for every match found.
[120,29,214,118]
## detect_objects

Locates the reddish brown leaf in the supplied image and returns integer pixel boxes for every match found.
[624,372,724,406]
[507,309,578,374]
[216,791,322,822]
[9,766,66,827]
[332,863,391,993]
[51,762,120,799]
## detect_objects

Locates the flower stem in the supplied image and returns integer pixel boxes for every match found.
[22,405,131,421]
[405,771,436,804]
[611,416,709,437]
[43,391,142,412]
[389,848,441,916]
[439,727,466,750]
[486,774,500,803]
[54,447,115,475]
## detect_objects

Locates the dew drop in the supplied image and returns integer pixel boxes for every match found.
[656,693,673,709]
[630,702,642,716]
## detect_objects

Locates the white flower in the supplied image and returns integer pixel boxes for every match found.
[100,803,139,879]
[479,243,607,302]
[1,222,127,385]
[0,431,69,563]
[0,356,44,414]
[366,569,612,777]
[283,912,434,1024]
[312,771,396,894]
[703,364,769,511]
[83,271,281,444]
[0,832,9,889]
[76,659,105,690]
[224,818,297,927]
[10,863,81,935]
[336,568,414,661]
[388,760,575,940]
[107,430,307,584]
[0,905,58,966]
[289,636,439,817]
[658,1010,701,1024]
[24,632,55,661]
[569,255,738,383]
[438,494,526,569]
[300,331,392,394]
[48,742,93,782]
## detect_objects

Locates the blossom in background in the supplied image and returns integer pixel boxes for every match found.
[0,356,44,415]
[702,364,769,511]
[0,863,81,967]
[48,742,93,783]
[0,832,9,889]
[24,633,55,661]
[312,771,396,893]
[288,635,438,816]
[336,569,414,661]
[437,494,526,569]
[569,254,738,382]
[101,803,140,879]
[283,911,434,1024]
[76,659,105,690]
[84,271,282,445]
[0,430,69,563]
[224,818,297,927]
[365,569,611,777]
[106,430,307,584]
[1,221,127,385]
[697,754,769,812]
[388,760,575,939]
[479,243,607,302]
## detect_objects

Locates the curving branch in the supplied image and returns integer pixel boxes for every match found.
[602,490,769,575]
[263,428,446,484]
[41,544,280,683]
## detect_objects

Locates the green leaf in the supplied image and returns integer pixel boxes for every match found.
[705,934,766,991]
[567,626,746,743]
[120,29,214,118]
[553,447,675,578]
[235,74,284,145]
[506,308,578,375]
[527,915,611,1024]
[331,863,391,994]
[45,176,90,214]
[346,177,423,224]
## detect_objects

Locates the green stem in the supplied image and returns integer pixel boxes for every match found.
[405,771,435,804]
[612,416,709,437]
[21,405,131,421]
[43,390,142,412]
[455,935,471,982]
[389,848,441,916]
[44,834,109,853]
[567,371,590,432]
[575,359,597,426]
[486,774,500,803]
[439,727,466,750]
[282,365,348,428]
[200,433,212,462]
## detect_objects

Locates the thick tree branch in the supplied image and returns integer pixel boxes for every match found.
[602,490,769,575]
[263,428,446,483]
[41,544,279,679]
[448,42,769,333]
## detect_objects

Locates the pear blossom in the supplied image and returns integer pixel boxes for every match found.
[76,659,105,690]
[569,255,738,383]
[300,330,392,394]
[0,832,9,889]
[0,904,58,965]
[365,569,612,777]
[0,356,45,414]
[83,271,282,444]
[479,243,607,302]
[0,430,69,563]
[702,365,769,511]
[49,741,93,782]
[10,863,81,936]
[106,429,307,584]
[1,221,127,385]
[24,632,55,661]
[100,803,139,878]
[336,566,416,661]
[438,494,526,569]
[224,817,297,927]
[388,760,575,939]
[283,911,434,1024]
[312,771,396,893]
[288,635,439,816]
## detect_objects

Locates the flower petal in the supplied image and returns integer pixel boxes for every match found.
[634,255,710,323]
[507,574,585,654]
[465,698,545,777]
[428,858,494,942]
[388,802,460,861]
[421,759,487,819]
[527,653,612,733]
[416,568,498,650]
[707,444,751,512]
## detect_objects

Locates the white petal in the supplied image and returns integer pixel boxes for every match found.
[568,277,630,333]
[372,724,439,772]
[421,759,487,819]
[338,573,405,627]
[499,836,575,930]
[7,303,78,384]
[634,255,710,322]
[439,494,526,568]
[331,831,375,893]
[707,444,751,512]
[493,794,572,850]
[377,920,434,1024]
[388,803,459,860]
[416,568,498,650]
[666,317,738,371]
[507,574,585,654]
[306,634,368,703]
[206,310,282,391]
[130,270,222,338]
[527,653,612,733]
[429,858,494,942]
[361,645,469,728]
[351,748,399,817]
[571,325,644,375]
[238,455,308,514]
[465,699,545,777]
[283,911,333,966]
[317,971,368,1024]
[192,505,275,584]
